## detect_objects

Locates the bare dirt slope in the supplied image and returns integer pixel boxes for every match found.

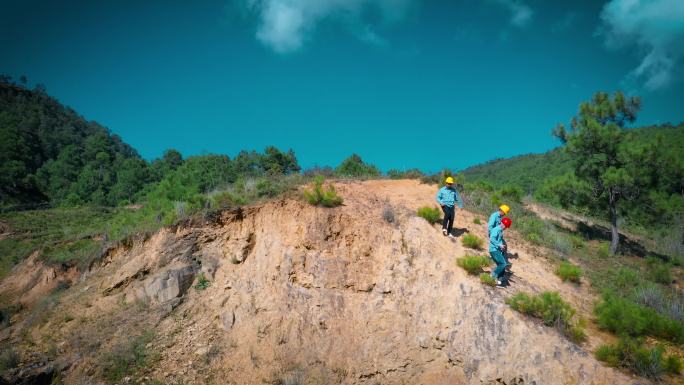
[1,180,638,385]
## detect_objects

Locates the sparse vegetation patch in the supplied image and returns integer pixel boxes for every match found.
[479,273,497,286]
[595,337,682,379]
[100,331,158,383]
[457,255,490,275]
[461,234,484,250]
[303,176,343,207]
[555,261,582,283]
[416,206,440,224]
[507,291,586,343]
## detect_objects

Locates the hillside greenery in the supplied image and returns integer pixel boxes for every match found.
[0,78,302,208]
[462,120,684,257]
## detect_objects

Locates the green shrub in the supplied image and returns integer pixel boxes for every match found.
[193,272,211,291]
[647,257,672,285]
[507,291,586,343]
[594,294,655,337]
[555,261,582,283]
[462,234,484,250]
[479,273,497,286]
[210,191,246,208]
[595,344,620,367]
[664,354,683,374]
[416,206,441,224]
[613,268,641,292]
[595,337,682,379]
[516,215,546,244]
[101,331,158,383]
[497,185,523,203]
[594,294,684,343]
[0,347,19,376]
[303,176,343,207]
[456,255,491,275]
[597,242,610,258]
[334,154,381,179]
[473,217,481,225]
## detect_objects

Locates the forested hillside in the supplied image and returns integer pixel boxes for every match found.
[0,79,142,205]
[460,148,571,194]
[462,122,684,256]
[462,123,684,195]
[0,79,302,207]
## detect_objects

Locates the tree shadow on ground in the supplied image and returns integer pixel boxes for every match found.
[576,221,670,261]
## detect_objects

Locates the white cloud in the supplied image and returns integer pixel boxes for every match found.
[600,0,684,90]
[239,0,414,53]
[493,0,533,28]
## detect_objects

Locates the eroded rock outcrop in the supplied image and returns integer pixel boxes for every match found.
[1,180,639,385]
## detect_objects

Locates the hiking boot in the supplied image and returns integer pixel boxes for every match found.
[442,229,447,236]
[448,233,455,238]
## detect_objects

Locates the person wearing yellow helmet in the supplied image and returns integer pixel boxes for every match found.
[488,204,512,275]
[436,176,463,237]
[490,217,512,287]
[488,204,510,237]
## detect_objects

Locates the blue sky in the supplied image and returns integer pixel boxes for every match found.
[2,0,684,172]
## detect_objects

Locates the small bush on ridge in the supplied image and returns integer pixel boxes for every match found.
[473,217,481,225]
[462,234,484,250]
[303,176,343,207]
[457,255,491,275]
[193,272,211,291]
[417,206,441,224]
[556,261,582,283]
[480,273,497,286]
[647,257,672,285]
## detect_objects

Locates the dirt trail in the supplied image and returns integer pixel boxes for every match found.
[1,180,637,385]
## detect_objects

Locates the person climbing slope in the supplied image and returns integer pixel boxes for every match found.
[488,204,510,237]
[488,204,511,271]
[436,176,463,238]
[490,217,512,287]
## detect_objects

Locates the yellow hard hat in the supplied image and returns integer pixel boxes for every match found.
[499,204,510,215]
[445,176,454,184]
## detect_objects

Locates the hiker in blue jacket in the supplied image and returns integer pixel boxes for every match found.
[436,176,463,237]
[488,204,511,270]
[490,217,512,287]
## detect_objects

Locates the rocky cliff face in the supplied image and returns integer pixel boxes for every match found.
[1,180,636,385]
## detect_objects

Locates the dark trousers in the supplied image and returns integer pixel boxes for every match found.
[441,205,455,234]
